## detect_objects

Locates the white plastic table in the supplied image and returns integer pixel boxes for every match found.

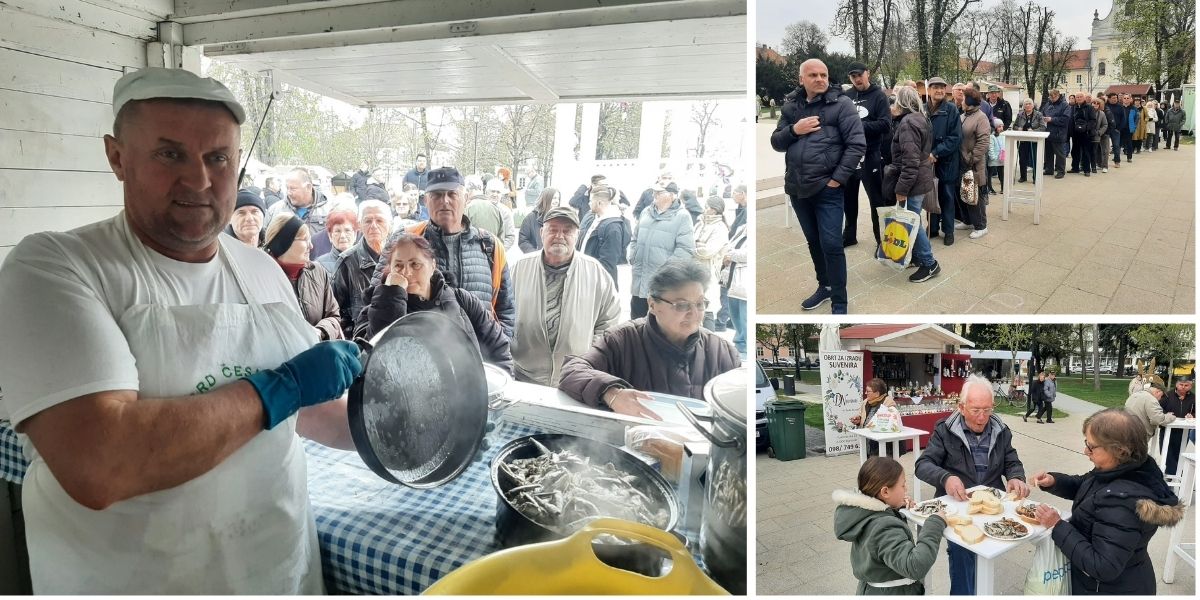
[850,425,929,500]
[1156,418,1196,484]
[902,485,1068,595]
[1163,452,1195,583]
[999,130,1050,224]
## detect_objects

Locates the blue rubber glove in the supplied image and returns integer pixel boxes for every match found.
[245,340,363,429]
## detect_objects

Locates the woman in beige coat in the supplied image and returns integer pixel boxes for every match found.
[957,87,992,240]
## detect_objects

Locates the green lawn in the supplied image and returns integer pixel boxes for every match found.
[1051,376,1133,409]
[780,390,1069,429]
[992,397,1069,420]
[764,368,820,385]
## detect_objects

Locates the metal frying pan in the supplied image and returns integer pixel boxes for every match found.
[347,310,489,488]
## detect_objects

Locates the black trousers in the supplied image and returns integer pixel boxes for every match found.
[1018,142,1037,179]
[1043,138,1066,174]
[1161,428,1187,476]
[1036,400,1054,421]
[1070,132,1094,173]
[630,296,650,319]
[1122,131,1135,159]
[1164,128,1181,149]
[843,159,885,245]
[1024,399,1042,419]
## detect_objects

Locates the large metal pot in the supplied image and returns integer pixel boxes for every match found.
[679,366,747,595]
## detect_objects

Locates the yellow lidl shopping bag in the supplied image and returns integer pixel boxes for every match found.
[875,205,920,270]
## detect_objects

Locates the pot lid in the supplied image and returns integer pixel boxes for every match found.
[350,310,489,487]
[704,366,747,424]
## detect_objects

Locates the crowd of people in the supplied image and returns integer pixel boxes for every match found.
[833,374,1187,596]
[772,59,1189,314]
[228,158,752,415]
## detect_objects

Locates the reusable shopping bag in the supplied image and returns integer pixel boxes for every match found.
[1024,536,1071,595]
[875,205,920,270]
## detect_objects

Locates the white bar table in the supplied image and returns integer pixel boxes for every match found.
[850,425,929,500]
[999,130,1050,224]
[1163,452,1195,583]
[1156,418,1197,483]
[902,485,1069,595]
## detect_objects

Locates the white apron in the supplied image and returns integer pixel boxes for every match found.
[21,219,324,594]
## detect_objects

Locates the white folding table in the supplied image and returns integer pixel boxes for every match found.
[1163,452,1195,583]
[850,425,929,501]
[999,130,1050,224]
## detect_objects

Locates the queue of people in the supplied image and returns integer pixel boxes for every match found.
[0,68,745,594]
[773,59,1189,314]
[834,375,1185,596]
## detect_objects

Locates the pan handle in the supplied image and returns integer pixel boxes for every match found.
[569,518,723,591]
[676,401,738,448]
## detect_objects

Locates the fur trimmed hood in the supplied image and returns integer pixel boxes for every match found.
[833,489,890,512]
[1135,498,1186,527]
[833,489,902,543]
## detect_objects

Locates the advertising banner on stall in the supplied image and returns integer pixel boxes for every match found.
[820,351,865,456]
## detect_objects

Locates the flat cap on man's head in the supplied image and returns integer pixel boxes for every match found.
[847,62,868,75]
[988,85,1001,92]
[112,67,246,124]
[542,206,580,228]
[927,76,948,86]
[425,167,464,192]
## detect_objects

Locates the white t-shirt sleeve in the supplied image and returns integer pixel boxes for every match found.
[0,234,140,427]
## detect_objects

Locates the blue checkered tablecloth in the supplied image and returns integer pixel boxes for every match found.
[0,420,28,484]
[0,419,703,594]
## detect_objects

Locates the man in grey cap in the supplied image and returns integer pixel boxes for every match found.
[987,85,1013,129]
[0,67,361,594]
[925,76,962,244]
[510,206,620,386]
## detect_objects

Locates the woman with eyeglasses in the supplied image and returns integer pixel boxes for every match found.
[558,259,740,420]
[1029,408,1183,595]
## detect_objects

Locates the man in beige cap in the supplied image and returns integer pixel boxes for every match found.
[511,206,620,385]
[0,67,361,593]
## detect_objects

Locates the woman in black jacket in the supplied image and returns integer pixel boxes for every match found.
[1031,408,1183,595]
[355,232,512,373]
[517,187,559,253]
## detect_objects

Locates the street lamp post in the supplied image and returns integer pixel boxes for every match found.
[473,114,480,175]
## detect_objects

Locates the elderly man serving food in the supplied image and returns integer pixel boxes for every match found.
[914,375,1029,595]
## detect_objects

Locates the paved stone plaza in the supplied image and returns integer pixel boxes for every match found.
[755,386,1197,595]
[755,122,1196,314]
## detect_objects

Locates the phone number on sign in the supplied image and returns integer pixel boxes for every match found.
[825,444,861,454]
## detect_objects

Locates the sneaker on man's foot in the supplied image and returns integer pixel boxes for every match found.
[801,287,832,311]
[1102,168,1108,173]
[969,228,989,239]
[943,234,954,246]
[954,221,972,230]
[1018,176,1028,183]
[909,261,940,283]
[1084,171,1090,177]
[1054,172,1065,179]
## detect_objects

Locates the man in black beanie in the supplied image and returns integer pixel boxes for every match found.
[225,189,266,247]
[842,62,891,247]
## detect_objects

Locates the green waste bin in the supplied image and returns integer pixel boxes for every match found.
[766,399,808,460]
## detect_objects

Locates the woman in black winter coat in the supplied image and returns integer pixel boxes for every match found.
[518,187,559,253]
[355,232,513,373]
[1031,408,1183,595]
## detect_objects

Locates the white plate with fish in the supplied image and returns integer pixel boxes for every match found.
[909,499,953,521]
[981,517,1032,541]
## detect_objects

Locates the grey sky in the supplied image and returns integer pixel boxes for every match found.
[757,0,1106,55]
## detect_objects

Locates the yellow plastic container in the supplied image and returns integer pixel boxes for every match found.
[423,519,729,595]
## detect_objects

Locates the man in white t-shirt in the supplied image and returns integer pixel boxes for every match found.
[0,68,362,594]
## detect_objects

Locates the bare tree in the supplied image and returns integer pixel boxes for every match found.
[780,20,829,58]
[990,0,1025,83]
[907,0,982,78]
[956,9,995,78]
[1018,3,1054,103]
[690,102,721,159]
